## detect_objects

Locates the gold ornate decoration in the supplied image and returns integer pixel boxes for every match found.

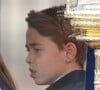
[64,0,100,90]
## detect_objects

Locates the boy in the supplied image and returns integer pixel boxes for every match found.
[25,6,87,90]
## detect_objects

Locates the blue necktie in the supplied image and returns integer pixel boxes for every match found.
[85,47,95,90]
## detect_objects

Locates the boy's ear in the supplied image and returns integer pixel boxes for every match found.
[63,42,77,62]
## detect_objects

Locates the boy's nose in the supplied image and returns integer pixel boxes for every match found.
[26,53,34,64]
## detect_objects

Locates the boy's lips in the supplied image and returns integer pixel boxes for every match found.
[29,68,37,78]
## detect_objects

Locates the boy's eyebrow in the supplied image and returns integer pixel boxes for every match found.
[25,43,42,48]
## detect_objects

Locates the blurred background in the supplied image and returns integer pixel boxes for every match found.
[0,0,66,90]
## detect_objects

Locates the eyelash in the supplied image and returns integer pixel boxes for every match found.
[26,46,42,53]
[32,48,40,53]
[26,48,29,52]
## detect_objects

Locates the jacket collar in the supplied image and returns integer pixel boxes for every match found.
[46,70,85,90]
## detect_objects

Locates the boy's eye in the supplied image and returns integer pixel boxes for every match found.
[25,47,29,52]
[25,45,29,52]
[32,48,41,53]
[25,47,40,53]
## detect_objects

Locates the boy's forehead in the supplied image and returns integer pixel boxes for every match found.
[26,28,41,38]
[26,27,51,41]
[26,28,51,44]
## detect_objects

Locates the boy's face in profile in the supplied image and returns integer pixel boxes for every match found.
[25,27,67,85]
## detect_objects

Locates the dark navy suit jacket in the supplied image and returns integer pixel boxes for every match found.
[85,47,94,90]
[0,79,9,90]
[46,70,85,90]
